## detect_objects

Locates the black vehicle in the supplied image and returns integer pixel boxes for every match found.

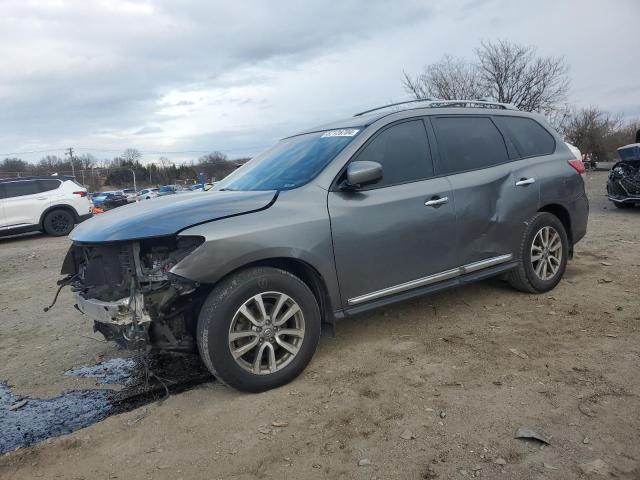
[101,192,129,210]
[607,136,640,209]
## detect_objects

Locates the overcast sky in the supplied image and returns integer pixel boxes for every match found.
[2,0,639,164]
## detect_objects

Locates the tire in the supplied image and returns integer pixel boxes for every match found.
[613,202,633,209]
[197,266,321,393]
[43,209,75,236]
[507,212,569,293]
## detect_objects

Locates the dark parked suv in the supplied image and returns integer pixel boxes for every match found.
[59,100,589,392]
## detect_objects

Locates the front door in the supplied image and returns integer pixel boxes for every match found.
[2,179,51,228]
[328,119,458,307]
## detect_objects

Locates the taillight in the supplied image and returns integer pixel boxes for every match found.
[73,191,87,197]
[568,159,586,175]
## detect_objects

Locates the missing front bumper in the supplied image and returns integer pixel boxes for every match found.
[73,291,151,326]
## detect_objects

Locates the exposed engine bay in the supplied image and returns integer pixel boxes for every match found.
[607,142,640,206]
[60,236,206,352]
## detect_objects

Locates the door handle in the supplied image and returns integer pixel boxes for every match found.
[515,178,535,186]
[424,196,449,207]
[36,197,48,200]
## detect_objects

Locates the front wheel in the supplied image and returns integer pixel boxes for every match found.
[197,267,321,393]
[507,212,569,293]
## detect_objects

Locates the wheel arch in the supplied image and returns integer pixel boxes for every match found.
[207,257,335,332]
[538,203,573,255]
[39,204,79,228]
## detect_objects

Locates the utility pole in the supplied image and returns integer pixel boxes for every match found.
[65,147,76,178]
[130,168,137,192]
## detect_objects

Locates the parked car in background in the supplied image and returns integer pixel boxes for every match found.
[102,192,129,210]
[136,188,160,200]
[61,99,588,392]
[565,142,582,162]
[91,191,116,207]
[157,185,180,196]
[123,188,137,203]
[189,183,214,191]
[92,191,128,209]
[0,175,92,236]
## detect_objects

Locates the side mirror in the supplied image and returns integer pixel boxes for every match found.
[343,161,383,189]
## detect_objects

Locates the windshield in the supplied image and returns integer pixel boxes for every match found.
[215,128,360,191]
[159,186,174,192]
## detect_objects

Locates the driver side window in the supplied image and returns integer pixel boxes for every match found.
[354,119,433,188]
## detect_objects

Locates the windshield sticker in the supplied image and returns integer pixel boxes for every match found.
[321,128,359,138]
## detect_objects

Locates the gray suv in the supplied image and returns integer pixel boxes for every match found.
[59,100,589,392]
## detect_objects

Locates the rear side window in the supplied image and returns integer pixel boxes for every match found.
[39,179,61,192]
[3,180,41,198]
[494,116,555,157]
[354,119,433,187]
[433,117,509,174]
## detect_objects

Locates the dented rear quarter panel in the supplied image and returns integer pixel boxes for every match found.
[445,158,541,266]
[536,147,589,243]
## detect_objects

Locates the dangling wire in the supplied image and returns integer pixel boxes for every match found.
[43,275,76,312]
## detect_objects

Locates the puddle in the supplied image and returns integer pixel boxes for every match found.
[0,353,213,454]
[0,382,114,454]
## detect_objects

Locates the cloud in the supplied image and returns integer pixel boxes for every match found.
[134,126,164,135]
[1,0,638,163]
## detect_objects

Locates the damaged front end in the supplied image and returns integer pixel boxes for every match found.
[607,143,640,206]
[60,236,205,352]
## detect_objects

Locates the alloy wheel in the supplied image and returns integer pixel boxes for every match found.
[531,226,562,281]
[51,213,71,234]
[228,291,305,375]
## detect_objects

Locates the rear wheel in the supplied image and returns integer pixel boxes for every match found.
[43,209,75,236]
[507,212,569,293]
[196,267,321,392]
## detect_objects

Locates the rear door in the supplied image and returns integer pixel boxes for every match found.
[2,179,52,228]
[328,119,458,307]
[430,115,540,268]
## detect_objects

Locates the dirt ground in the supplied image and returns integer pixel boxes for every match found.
[1,171,639,479]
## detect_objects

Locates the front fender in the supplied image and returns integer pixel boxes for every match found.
[170,189,342,312]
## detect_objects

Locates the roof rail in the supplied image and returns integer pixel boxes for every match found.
[353,98,518,117]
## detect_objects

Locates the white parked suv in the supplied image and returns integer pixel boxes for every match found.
[0,176,92,237]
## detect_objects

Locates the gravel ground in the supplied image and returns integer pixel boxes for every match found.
[1,171,639,479]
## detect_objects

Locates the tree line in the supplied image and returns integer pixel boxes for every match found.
[0,149,249,191]
[403,39,638,162]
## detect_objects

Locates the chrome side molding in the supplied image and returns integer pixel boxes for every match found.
[348,253,513,305]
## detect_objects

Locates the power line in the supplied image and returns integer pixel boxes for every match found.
[0,147,68,156]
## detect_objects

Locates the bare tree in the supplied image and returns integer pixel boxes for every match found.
[197,151,237,181]
[77,153,96,170]
[402,55,486,100]
[403,40,570,114]
[121,148,142,164]
[562,107,624,160]
[476,40,569,114]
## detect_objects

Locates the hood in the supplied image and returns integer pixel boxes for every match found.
[618,143,640,163]
[70,190,277,242]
